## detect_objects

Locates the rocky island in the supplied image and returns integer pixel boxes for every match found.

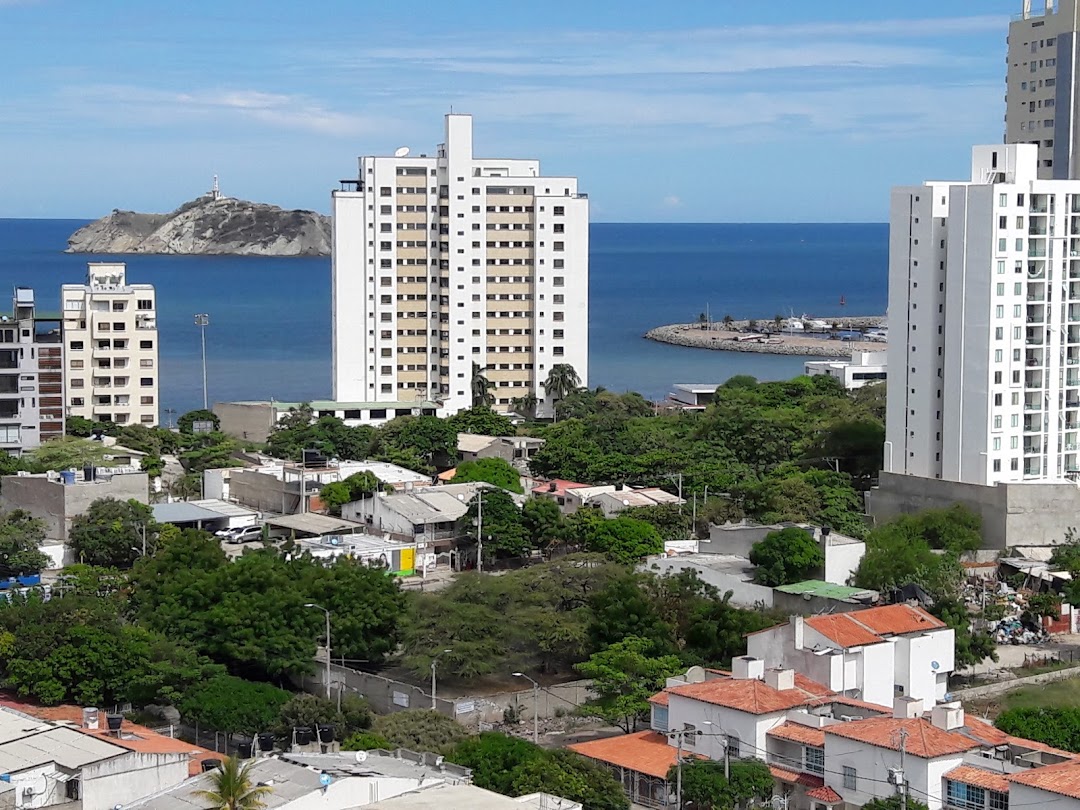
[67,180,331,257]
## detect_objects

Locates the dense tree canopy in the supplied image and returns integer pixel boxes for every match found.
[575,635,684,732]
[69,498,158,569]
[445,406,514,437]
[178,674,290,735]
[996,707,1080,752]
[671,758,774,810]
[452,457,524,493]
[0,510,50,575]
[750,527,823,586]
[371,709,469,752]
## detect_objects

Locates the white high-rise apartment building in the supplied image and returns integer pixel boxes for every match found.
[1006,0,1080,179]
[331,114,589,416]
[62,263,159,426]
[885,143,1080,486]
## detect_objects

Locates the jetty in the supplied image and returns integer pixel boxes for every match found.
[645,316,887,358]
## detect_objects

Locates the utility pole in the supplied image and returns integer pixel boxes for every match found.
[669,726,703,808]
[477,490,483,573]
[194,313,209,410]
[723,734,730,781]
[897,728,909,810]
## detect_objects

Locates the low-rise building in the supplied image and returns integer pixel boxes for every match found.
[0,705,193,810]
[803,351,887,390]
[362,783,581,810]
[746,605,954,707]
[588,487,683,517]
[0,469,148,563]
[456,433,544,467]
[667,383,720,411]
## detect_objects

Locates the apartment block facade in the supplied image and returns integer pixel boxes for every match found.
[331,114,588,416]
[885,143,1080,485]
[1006,0,1080,179]
[62,263,159,426]
[0,287,64,455]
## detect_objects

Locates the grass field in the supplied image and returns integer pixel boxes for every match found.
[966,676,1080,719]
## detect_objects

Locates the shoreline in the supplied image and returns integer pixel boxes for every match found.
[645,316,887,358]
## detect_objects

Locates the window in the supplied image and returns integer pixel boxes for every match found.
[140,396,154,405]
[1000,193,1008,207]
[995,349,1003,362]
[140,359,153,368]
[804,747,824,776]
[994,437,1002,451]
[682,724,697,748]
[989,791,1008,810]
[997,283,1005,296]
[140,377,153,387]
[69,359,84,369]
[70,341,83,351]
[994,415,1002,429]
[139,340,153,349]
[946,780,986,810]
[70,378,84,389]
[998,238,1007,252]
[842,767,856,791]
[553,205,565,216]
[137,299,152,310]
[997,260,1006,274]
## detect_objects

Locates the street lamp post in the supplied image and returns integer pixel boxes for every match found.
[194,313,209,410]
[430,649,452,710]
[512,672,540,744]
[304,603,331,700]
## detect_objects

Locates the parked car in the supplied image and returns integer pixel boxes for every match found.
[216,525,263,544]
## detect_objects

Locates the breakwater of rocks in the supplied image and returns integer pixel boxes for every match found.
[645,316,887,358]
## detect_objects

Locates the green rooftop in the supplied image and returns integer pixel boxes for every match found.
[773,580,876,599]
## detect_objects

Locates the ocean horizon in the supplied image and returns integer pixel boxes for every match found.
[0,219,889,417]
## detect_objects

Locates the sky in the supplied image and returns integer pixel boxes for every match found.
[0,0,1026,222]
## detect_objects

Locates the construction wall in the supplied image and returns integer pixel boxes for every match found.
[230,469,300,514]
[0,472,148,543]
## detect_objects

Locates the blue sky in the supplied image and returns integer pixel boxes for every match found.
[0,0,1023,221]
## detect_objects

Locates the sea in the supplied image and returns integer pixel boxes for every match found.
[0,220,888,417]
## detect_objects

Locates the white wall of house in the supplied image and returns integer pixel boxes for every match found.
[81,753,189,810]
[894,631,955,703]
[4,764,62,809]
[823,537,865,585]
[665,694,787,763]
[823,735,962,810]
[1011,781,1080,810]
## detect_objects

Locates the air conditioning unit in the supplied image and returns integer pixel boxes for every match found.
[839,715,860,722]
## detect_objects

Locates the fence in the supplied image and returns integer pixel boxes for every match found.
[300,661,594,726]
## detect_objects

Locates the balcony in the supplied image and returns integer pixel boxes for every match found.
[1031,197,1050,214]
[1029,245,1048,258]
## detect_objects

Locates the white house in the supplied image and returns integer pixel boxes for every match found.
[746,604,954,707]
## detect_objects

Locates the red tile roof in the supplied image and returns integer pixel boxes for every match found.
[667,673,832,715]
[768,723,826,747]
[769,766,824,788]
[946,766,1011,793]
[648,692,669,707]
[1009,760,1080,799]
[825,717,979,759]
[803,605,945,649]
[962,716,1080,761]
[806,786,844,804]
[805,613,885,647]
[532,479,587,497]
[568,731,703,779]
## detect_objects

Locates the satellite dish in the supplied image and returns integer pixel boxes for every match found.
[354,751,368,763]
[931,660,940,671]
[394,146,410,158]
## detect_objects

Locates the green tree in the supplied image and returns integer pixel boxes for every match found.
[509,749,629,810]
[273,693,371,740]
[575,635,683,732]
[931,598,997,671]
[681,591,777,668]
[193,757,273,810]
[511,393,540,421]
[749,527,824,586]
[453,457,523,493]
[460,489,528,561]
[623,503,690,543]
[372,709,469,753]
[177,409,221,434]
[446,406,514,437]
[25,435,115,472]
[0,510,50,575]
[545,363,582,403]
[587,574,675,656]
[581,515,664,565]
[341,731,392,750]
[450,733,543,795]
[179,674,290,736]
[319,472,382,514]
[996,707,1080,752]
[471,363,496,408]
[671,758,774,810]
[804,418,885,486]
[65,415,97,437]
[371,415,456,474]
[69,497,157,569]
[521,497,564,550]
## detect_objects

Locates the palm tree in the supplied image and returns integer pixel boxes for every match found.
[471,362,495,407]
[544,364,581,422]
[697,312,709,330]
[193,758,272,810]
[511,392,540,420]
[722,314,735,330]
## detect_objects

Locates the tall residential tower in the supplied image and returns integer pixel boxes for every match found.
[1006,0,1080,178]
[62,263,159,426]
[885,143,1080,486]
[331,114,589,416]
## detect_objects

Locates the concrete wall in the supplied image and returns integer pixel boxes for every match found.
[771,591,871,617]
[0,472,148,543]
[81,752,190,810]
[300,662,593,726]
[230,469,301,514]
[701,524,772,557]
[952,662,1080,701]
[215,402,275,443]
[867,471,1080,548]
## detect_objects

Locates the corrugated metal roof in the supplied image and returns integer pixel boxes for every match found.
[265,513,365,536]
[190,499,259,518]
[413,491,469,520]
[774,580,877,600]
[457,433,497,454]
[0,721,127,772]
[152,502,224,524]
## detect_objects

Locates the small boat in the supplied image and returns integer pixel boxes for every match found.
[839,295,846,307]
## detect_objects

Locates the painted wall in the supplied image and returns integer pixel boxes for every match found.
[81,753,189,810]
